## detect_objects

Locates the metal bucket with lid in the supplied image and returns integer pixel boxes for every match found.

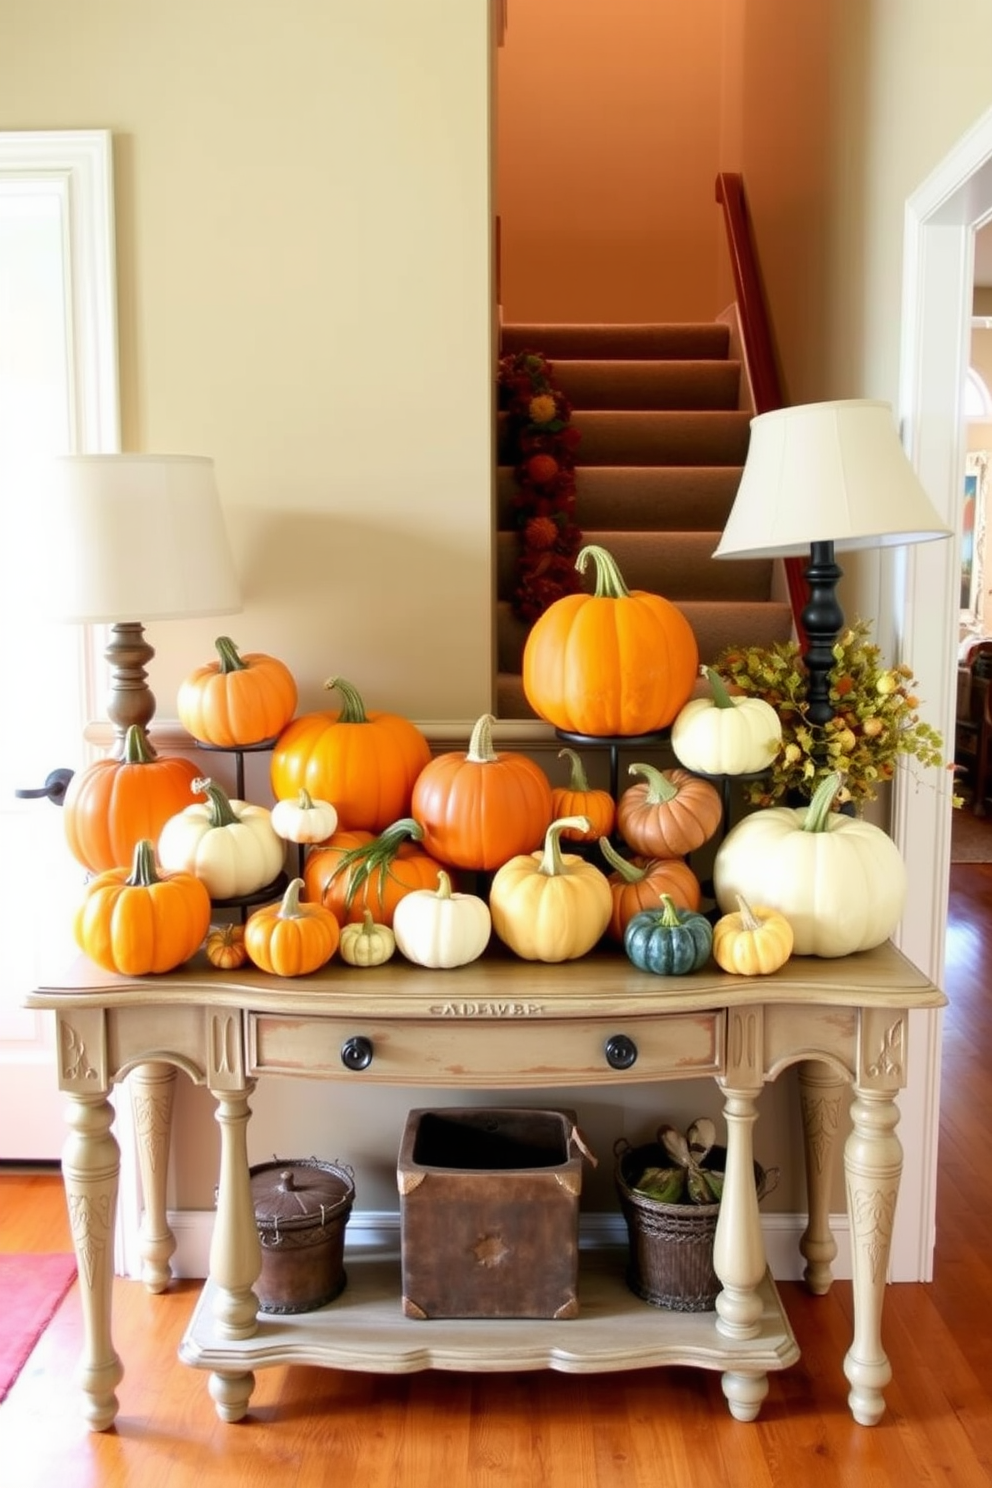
[249,1157,355,1314]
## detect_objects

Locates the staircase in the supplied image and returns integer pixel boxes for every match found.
[496,322,796,720]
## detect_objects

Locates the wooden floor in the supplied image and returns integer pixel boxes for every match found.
[2,867,991,1487]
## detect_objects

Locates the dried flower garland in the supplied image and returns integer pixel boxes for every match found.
[713,619,947,810]
[497,350,584,620]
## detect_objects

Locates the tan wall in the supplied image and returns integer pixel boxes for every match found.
[496,0,729,321]
[0,0,496,726]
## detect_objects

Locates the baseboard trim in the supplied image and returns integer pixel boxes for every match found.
[144,1207,854,1286]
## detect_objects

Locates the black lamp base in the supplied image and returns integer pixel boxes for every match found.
[801,540,843,727]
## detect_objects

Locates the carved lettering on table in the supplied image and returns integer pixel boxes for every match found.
[430,1002,546,1018]
[60,1023,98,1083]
[67,1191,113,1288]
[132,1093,172,1174]
[800,1091,841,1176]
[851,1187,897,1283]
[866,1019,905,1081]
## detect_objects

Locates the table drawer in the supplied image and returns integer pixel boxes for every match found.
[248,1010,725,1087]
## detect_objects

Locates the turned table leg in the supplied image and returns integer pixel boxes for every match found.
[715,1081,768,1422]
[206,1079,261,1422]
[63,1091,124,1431]
[798,1060,843,1294]
[843,1082,902,1425]
[129,1063,177,1293]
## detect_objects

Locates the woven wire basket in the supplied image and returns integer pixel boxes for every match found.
[614,1136,775,1313]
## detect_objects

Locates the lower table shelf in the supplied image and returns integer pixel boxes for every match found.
[179,1246,799,1421]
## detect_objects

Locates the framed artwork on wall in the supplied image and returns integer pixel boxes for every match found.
[962,450,989,633]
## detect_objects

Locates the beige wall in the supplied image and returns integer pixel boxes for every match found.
[1,0,496,725]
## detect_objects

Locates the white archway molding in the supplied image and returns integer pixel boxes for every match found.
[888,105,992,1281]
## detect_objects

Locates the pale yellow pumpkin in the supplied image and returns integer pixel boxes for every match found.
[712,895,793,976]
[489,816,613,963]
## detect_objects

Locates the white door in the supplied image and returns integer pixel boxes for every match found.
[0,131,119,1158]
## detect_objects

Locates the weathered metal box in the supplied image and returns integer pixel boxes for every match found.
[397,1107,582,1320]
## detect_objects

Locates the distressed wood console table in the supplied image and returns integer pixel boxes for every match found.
[27,941,945,1433]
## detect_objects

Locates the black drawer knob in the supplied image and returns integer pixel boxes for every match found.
[341,1035,374,1071]
[605,1033,638,1070]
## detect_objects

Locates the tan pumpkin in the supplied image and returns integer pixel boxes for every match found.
[489,816,613,962]
[712,895,794,976]
[616,762,722,858]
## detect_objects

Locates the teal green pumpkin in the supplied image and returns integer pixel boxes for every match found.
[624,893,713,976]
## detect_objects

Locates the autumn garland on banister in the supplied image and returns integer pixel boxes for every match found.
[497,350,584,620]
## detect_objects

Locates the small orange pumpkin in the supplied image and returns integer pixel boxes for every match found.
[522,544,699,735]
[616,762,723,859]
[599,837,702,943]
[177,636,298,747]
[551,748,615,842]
[270,677,431,832]
[244,878,340,976]
[303,818,447,927]
[205,922,249,970]
[74,838,212,975]
[63,724,202,874]
[410,713,553,870]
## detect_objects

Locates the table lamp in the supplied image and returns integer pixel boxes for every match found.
[41,453,242,749]
[713,400,952,723]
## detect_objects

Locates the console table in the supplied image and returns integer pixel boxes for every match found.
[27,940,945,1433]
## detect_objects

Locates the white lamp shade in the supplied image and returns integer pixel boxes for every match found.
[713,399,952,559]
[40,453,242,622]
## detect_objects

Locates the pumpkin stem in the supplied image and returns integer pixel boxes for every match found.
[434,869,454,899]
[126,839,163,888]
[703,667,737,710]
[628,761,677,804]
[598,836,648,883]
[538,816,590,876]
[559,747,591,791]
[330,817,425,910]
[277,878,307,919]
[658,893,683,928]
[122,723,157,766]
[191,776,241,828]
[214,636,248,675]
[296,788,315,810]
[735,894,763,933]
[323,677,369,723]
[466,714,499,764]
[802,772,844,833]
[575,544,630,600]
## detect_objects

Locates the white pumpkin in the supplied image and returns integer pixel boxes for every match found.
[712,773,906,957]
[270,788,338,844]
[157,777,286,900]
[671,667,782,776]
[392,869,492,969]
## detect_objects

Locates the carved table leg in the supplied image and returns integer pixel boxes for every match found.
[843,1083,902,1425]
[130,1062,177,1293]
[798,1060,843,1294]
[63,1092,124,1431]
[715,1083,768,1422]
[207,1080,261,1422]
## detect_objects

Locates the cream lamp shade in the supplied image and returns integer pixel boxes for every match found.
[40,453,242,747]
[712,400,951,725]
[713,399,951,559]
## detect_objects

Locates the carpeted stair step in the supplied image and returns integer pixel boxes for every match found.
[497,466,744,531]
[495,530,772,604]
[497,410,751,466]
[551,359,741,411]
[501,323,731,361]
[495,598,795,720]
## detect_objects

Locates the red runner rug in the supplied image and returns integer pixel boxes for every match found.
[0,1252,77,1403]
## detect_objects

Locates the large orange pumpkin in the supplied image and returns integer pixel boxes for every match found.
[410,713,553,870]
[270,677,431,833]
[522,544,699,735]
[598,837,702,943]
[63,724,202,874]
[177,636,297,747]
[302,819,447,927]
[74,838,212,975]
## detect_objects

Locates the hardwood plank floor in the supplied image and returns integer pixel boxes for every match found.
[2,866,991,1486]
